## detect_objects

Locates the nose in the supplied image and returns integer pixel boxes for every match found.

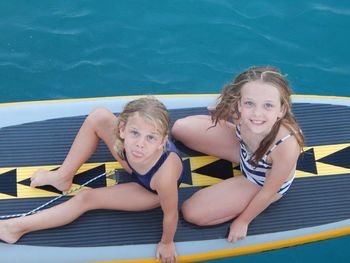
[253,106,263,117]
[136,136,145,148]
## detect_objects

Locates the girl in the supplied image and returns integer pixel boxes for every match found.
[0,97,182,263]
[172,66,304,243]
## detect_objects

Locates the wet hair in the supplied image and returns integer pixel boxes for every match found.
[212,66,304,166]
[114,97,170,160]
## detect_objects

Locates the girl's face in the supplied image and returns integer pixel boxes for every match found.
[119,113,167,166]
[238,80,285,136]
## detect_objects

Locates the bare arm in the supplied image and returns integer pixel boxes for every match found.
[228,137,300,242]
[153,153,182,262]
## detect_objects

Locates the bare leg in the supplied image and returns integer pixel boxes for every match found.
[182,176,261,226]
[172,115,240,162]
[173,116,279,226]
[0,182,159,244]
[30,108,128,191]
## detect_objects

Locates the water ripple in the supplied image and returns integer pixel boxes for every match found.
[35,26,83,36]
[203,0,277,20]
[63,59,115,71]
[167,60,233,75]
[142,71,190,86]
[53,9,92,18]
[297,63,350,76]
[84,43,129,56]
[211,19,252,30]
[14,22,83,36]
[0,51,28,59]
[0,62,35,73]
[311,3,350,16]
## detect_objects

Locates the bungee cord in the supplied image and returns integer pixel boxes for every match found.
[0,169,118,219]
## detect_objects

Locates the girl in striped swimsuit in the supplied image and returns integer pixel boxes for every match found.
[172,66,304,243]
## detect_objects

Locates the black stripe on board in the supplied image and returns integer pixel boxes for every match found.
[0,172,350,247]
[1,103,350,167]
[0,102,349,247]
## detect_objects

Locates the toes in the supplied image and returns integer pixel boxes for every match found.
[30,169,46,187]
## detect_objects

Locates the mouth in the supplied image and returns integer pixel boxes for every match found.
[250,119,265,125]
[131,150,144,158]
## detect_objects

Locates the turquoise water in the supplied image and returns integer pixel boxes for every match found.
[1,1,350,103]
[1,0,350,262]
[204,235,350,263]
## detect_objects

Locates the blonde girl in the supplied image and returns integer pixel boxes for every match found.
[0,97,183,263]
[172,66,304,242]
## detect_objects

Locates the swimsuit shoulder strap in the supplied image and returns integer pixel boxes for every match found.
[263,132,294,158]
[235,123,243,141]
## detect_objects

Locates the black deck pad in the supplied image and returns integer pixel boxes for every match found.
[0,103,350,247]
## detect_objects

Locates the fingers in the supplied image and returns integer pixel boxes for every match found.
[228,221,248,243]
[156,241,177,263]
[158,254,177,263]
[29,176,37,187]
[227,234,245,243]
[161,256,175,263]
[29,169,46,188]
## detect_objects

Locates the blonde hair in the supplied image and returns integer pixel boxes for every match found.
[212,66,304,165]
[114,97,170,160]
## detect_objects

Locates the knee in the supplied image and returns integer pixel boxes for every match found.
[73,189,94,209]
[172,118,190,140]
[87,107,114,127]
[181,200,209,226]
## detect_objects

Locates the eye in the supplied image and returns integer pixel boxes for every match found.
[244,101,254,107]
[264,103,274,109]
[147,135,158,143]
[130,130,139,137]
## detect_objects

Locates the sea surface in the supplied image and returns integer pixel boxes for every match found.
[1,0,350,103]
[1,1,350,262]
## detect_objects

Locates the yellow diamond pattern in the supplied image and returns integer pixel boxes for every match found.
[0,143,349,200]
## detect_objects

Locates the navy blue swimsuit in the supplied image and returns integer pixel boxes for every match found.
[124,140,183,194]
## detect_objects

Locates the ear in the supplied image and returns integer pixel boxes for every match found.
[159,135,168,150]
[237,100,242,113]
[278,104,286,119]
[119,122,126,139]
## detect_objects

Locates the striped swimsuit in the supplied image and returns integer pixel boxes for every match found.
[236,124,295,195]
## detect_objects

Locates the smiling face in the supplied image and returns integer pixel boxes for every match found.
[238,80,285,136]
[119,112,167,168]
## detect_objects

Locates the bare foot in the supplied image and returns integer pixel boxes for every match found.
[30,169,73,192]
[0,220,22,244]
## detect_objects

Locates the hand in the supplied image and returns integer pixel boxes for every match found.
[227,219,248,243]
[156,241,177,263]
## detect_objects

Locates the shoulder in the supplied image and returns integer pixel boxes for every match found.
[160,152,182,177]
[153,152,182,188]
[271,125,301,162]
